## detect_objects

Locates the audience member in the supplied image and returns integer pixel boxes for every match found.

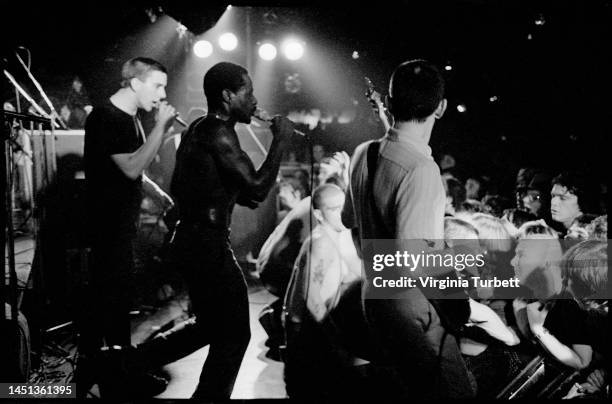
[465,175,488,200]
[586,214,607,241]
[526,240,608,370]
[481,194,513,218]
[283,183,364,399]
[65,76,92,128]
[443,176,467,216]
[512,220,563,299]
[521,170,552,220]
[501,208,537,238]
[565,213,598,241]
[550,171,601,235]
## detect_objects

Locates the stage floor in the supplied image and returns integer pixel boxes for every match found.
[7,235,287,399]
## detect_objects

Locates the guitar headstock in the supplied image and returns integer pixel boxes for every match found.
[364,76,375,97]
[363,76,391,131]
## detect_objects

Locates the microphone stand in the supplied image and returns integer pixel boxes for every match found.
[15,53,67,130]
[3,69,60,129]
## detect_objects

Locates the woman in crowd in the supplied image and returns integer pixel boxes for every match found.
[525,240,608,373]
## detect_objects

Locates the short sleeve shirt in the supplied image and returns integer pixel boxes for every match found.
[83,102,143,235]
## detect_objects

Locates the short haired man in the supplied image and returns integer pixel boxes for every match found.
[167,61,293,400]
[283,183,362,399]
[79,57,177,398]
[342,59,475,398]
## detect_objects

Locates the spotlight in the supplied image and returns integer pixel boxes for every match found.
[193,40,213,58]
[352,51,360,59]
[456,104,467,113]
[282,39,304,61]
[258,43,277,60]
[445,64,452,71]
[219,33,238,51]
[489,96,498,102]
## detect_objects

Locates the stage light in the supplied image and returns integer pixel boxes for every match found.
[193,40,213,58]
[489,96,498,102]
[227,5,232,10]
[445,64,452,71]
[219,32,238,51]
[456,104,467,113]
[352,51,360,59]
[258,43,277,60]
[282,39,304,61]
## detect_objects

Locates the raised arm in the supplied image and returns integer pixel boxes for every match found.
[467,298,520,346]
[210,116,292,202]
[111,102,176,180]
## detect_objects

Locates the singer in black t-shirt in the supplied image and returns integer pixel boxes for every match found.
[78,57,176,399]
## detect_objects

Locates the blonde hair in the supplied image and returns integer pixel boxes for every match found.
[516,219,559,240]
[469,213,513,252]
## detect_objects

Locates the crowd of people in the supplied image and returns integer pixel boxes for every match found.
[256,61,608,399]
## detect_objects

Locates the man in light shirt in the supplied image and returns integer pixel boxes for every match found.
[343,59,475,398]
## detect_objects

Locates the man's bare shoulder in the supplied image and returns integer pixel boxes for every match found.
[310,228,337,254]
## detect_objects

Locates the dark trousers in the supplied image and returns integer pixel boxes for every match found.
[364,287,477,399]
[132,224,251,400]
[284,315,369,400]
[74,230,135,398]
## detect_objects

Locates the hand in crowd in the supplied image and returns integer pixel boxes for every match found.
[330,151,350,188]
[279,182,301,210]
[526,301,549,333]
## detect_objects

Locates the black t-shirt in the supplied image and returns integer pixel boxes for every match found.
[544,297,608,359]
[83,102,143,237]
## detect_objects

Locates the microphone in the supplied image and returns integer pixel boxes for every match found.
[252,108,306,137]
[174,114,188,127]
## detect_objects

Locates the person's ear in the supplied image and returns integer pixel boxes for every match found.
[313,209,324,223]
[434,98,447,119]
[129,77,141,92]
[222,89,233,104]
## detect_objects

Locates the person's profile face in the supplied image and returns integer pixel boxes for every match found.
[72,79,83,92]
[135,70,167,112]
[320,192,346,232]
[465,178,481,199]
[522,189,542,216]
[230,75,257,124]
[550,184,581,227]
[511,239,544,283]
[313,145,325,163]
